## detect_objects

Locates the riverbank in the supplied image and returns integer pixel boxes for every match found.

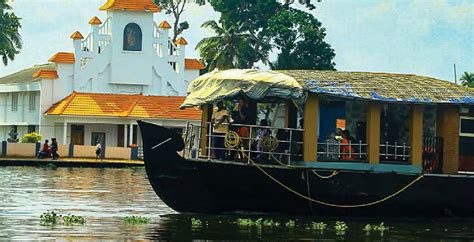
[0,157,144,168]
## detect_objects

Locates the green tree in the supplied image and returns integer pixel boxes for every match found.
[460,71,474,88]
[154,0,206,41]
[196,20,254,70]
[268,8,335,70]
[0,0,22,66]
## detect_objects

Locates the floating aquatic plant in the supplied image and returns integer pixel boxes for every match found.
[191,218,202,227]
[364,222,389,235]
[285,220,296,228]
[40,211,86,226]
[123,216,150,225]
[236,218,281,227]
[312,222,327,231]
[334,221,348,235]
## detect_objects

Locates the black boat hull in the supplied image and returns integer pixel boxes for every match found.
[138,121,474,217]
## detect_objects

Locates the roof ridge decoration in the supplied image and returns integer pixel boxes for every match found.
[32,69,59,79]
[175,37,188,45]
[89,16,102,25]
[158,20,172,29]
[48,52,75,64]
[70,31,84,40]
[125,94,144,117]
[99,0,160,13]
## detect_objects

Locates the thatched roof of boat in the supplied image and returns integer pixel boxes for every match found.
[181,69,474,108]
[278,70,473,104]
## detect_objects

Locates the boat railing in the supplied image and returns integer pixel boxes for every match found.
[380,142,410,162]
[317,141,368,161]
[183,122,304,164]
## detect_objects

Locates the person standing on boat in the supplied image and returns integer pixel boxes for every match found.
[211,101,229,160]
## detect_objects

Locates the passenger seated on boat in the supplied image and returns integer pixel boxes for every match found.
[211,101,229,160]
[340,129,356,160]
[252,119,273,163]
[321,132,339,161]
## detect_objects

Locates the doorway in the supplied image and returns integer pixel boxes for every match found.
[71,125,85,145]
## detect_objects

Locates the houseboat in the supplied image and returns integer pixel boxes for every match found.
[138,69,474,217]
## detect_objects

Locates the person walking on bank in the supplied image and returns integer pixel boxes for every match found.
[51,138,59,160]
[95,141,103,161]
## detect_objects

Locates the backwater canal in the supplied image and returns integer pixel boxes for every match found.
[0,166,474,240]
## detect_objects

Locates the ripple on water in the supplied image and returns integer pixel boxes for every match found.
[1,166,474,240]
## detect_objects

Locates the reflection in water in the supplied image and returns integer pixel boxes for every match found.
[0,166,474,240]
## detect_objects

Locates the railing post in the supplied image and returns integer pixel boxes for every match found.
[367,102,381,164]
[200,105,211,158]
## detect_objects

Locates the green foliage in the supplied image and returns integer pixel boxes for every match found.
[311,221,327,230]
[198,0,334,71]
[363,222,389,235]
[460,71,474,88]
[268,7,335,70]
[40,211,86,226]
[334,221,348,235]
[123,216,150,225]
[0,0,22,66]
[191,218,203,227]
[285,219,296,228]
[20,132,42,143]
[236,218,280,227]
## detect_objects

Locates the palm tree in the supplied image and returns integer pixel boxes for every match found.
[196,20,253,71]
[460,72,474,88]
[0,0,22,66]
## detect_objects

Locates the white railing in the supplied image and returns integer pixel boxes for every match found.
[81,33,93,52]
[317,141,368,161]
[380,142,410,161]
[183,122,304,164]
[99,17,112,35]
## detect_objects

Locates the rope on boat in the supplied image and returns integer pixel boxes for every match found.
[244,153,425,208]
[225,131,340,179]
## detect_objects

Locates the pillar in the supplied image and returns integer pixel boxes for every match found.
[409,105,424,166]
[437,105,460,174]
[367,102,381,164]
[123,124,128,148]
[62,122,68,145]
[129,123,134,146]
[303,95,319,162]
[200,105,211,156]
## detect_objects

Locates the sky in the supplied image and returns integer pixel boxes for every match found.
[0,0,473,83]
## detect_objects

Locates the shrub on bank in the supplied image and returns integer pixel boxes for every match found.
[20,132,43,143]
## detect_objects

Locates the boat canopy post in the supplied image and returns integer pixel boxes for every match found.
[303,94,319,162]
[437,105,460,174]
[409,104,424,166]
[367,102,381,164]
[285,100,298,128]
[200,104,212,157]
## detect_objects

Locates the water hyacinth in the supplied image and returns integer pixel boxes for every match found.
[285,220,296,228]
[364,222,389,235]
[312,222,327,231]
[191,218,203,227]
[334,221,348,235]
[123,216,150,225]
[40,211,86,226]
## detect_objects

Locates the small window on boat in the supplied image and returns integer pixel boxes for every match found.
[460,117,474,136]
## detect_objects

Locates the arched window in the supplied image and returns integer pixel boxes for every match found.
[123,23,142,51]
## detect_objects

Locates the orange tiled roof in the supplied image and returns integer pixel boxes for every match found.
[32,69,59,79]
[70,31,84,39]
[48,52,75,64]
[175,37,188,45]
[185,59,205,70]
[46,92,201,120]
[158,20,172,29]
[99,0,160,13]
[89,16,102,25]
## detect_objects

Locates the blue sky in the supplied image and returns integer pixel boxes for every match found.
[0,0,473,83]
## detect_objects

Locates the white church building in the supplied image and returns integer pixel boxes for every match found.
[0,0,203,148]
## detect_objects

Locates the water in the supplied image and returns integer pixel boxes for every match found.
[1,166,474,240]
